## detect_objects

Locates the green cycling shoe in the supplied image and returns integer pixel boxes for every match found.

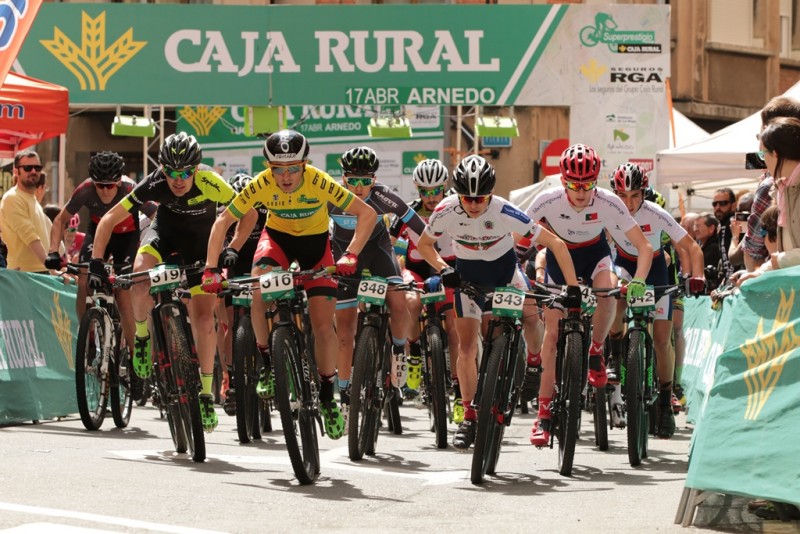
[320,400,345,440]
[256,368,275,399]
[133,335,152,379]
[199,393,218,433]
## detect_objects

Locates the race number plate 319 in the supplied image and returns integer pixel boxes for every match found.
[149,264,181,294]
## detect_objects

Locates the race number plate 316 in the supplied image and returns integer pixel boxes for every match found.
[259,270,294,302]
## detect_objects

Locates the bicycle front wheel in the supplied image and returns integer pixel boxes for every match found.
[273,325,319,485]
[349,325,382,461]
[593,384,608,451]
[162,308,206,463]
[110,327,133,428]
[233,315,261,444]
[425,325,448,449]
[75,308,109,431]
[625,330,647,466]
[557,331,583,477]
[471,335,508,484]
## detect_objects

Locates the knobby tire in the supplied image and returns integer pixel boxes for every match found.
[425,325,448,449]
[75,308,108,431]
[110,327,132,428]
[233,315,262,443]
[557,331,583,477]
[349,325,381,461]
[625,330,646,466]
[471,334,508,484]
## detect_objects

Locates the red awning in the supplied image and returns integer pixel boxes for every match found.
[0,71,69,158]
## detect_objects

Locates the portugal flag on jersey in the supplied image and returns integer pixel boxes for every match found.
[585,212,598,221]
[0,0,43,86]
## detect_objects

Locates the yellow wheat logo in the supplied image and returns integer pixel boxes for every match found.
[580,59,607,84]
[40,11,147,91]
[51,292,75,370]
[413,153,429,164]
[179,106,227,137]
[740,289,799,420]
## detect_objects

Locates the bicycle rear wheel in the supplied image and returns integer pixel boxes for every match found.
[110,328,133,428]
[162,308,206,463]
[471,335,508,484]
[273,325,319,484]
[75,308,108,431]
[625,330,646,466]
[424,325,448,449]
[233,315,261,443]
[349,325,382,461]
[557,331,583,477]
[593,384,608,451]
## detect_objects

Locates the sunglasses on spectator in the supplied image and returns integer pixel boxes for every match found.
[418,186,444,197]
[66,227,78,233]
[564,180,597,192]
[345,176,375,188]
[94,181,119,190]
[756,149,767,160]
[270,164,304,176]
[163,167,195,181]
[17,164,43,172]
[711,200,731,207]
[759,227,769,238]
[459,194,491,204]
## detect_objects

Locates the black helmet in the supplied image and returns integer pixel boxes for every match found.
[227,173,253,194]
[159,132,202,170]
[263,129,309,163]
[341,146,379,175]
[89,151,125,183]
[453,155,495,196]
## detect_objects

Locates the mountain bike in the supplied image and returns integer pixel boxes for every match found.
[609,284,680,466]
[68,263,133,431]
[467,281,553,484]
[117,262,207,462]
[347,274,416,461]
[417,285,451,449]
[228,267,328,484]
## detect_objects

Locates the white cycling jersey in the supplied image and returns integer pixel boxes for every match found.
[425,195,541,261]
[607,200,686,258]
[525,187,637,246]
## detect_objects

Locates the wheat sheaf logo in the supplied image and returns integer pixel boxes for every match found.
[179,106,227,137]
[50,292,75,370]
[740,289,799,420]
[40,11,147,91]
[580,58,607,84]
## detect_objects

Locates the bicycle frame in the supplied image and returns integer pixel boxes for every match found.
[472,316,523,425]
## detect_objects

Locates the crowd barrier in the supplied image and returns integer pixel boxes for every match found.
[677,265,800,524]
[0,270,79,425]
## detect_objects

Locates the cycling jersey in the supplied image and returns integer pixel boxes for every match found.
[330,182,425,253]
[425,195,541,261]
[65,177,154,234]
[525,187,637,247]
[606,200,687,260]
[227,164,354,236]
[121,166,234,226]
[390,197,456,264]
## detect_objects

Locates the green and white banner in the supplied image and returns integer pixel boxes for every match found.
[683,266,800,505]
[15,4,669,108]
[0,270,79,424]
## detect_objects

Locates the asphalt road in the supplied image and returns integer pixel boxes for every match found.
[0,400,728,533]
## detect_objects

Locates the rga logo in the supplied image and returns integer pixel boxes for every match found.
[609,67,664,84]
[578,12,660,54]
[40,11,147,91]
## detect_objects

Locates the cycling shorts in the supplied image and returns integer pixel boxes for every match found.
[454,248,529,321]
[80,231,138,273]
[615,252,672,321]
[253,227,337,298]
[138,218,213,292]
[335,243,403,309]
[544,237,613,285]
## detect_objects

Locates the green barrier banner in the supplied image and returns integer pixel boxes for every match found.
[0,270,79,424]
[685,266,800,505]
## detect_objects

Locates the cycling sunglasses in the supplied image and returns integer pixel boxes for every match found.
[459,194,491,204]
[16,164,43,172]
[711,200,731,207]
[270,164,304,175]
[565,180,597,192]
[94,181,120,190]
[418,186,444,198]
[345,176,375,187]
[164,167,195,181]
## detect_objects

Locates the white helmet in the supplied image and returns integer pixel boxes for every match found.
[412,159,449,188]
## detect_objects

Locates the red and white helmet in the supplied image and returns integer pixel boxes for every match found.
[612,162,648,192]
[560,144,601,181]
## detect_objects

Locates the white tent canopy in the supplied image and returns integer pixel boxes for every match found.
[655,80,800,188]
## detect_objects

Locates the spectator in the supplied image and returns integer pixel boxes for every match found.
[761,205,779,256]
[713,187,736,280]
[0,151,51,273]
[694,212,722,290]
[738,116,800,285]
[43,203,61,223]
[727,192,753,273]
[62,213,85,264]
[34,170,47,205]
[681,211,699,240]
